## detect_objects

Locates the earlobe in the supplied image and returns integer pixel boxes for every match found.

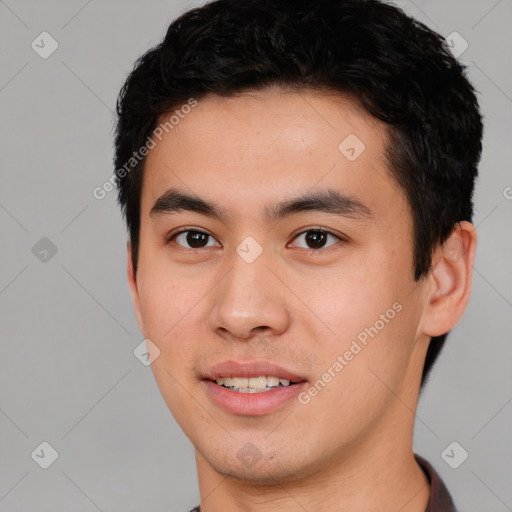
[421,222,477,337]
[127,242,144,333]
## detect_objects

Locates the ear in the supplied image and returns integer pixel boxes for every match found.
[420,221,477,337]
[127,242,144,333]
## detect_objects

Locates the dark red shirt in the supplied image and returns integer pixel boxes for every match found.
[188,453,457,512]
[415,453,458,511]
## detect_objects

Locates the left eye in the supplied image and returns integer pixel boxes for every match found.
[290,229,342,250]
[172,230,220,249]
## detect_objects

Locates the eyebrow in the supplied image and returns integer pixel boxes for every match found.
[149,187,372,222]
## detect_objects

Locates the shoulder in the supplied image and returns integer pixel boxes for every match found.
[415,453,459,512]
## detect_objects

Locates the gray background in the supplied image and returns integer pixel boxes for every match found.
[0,0,511,511]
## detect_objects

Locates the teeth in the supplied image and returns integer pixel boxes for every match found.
[248,376,266,389]
[232,377,248,388]
[214,375,295,391]
[266,376,280,386]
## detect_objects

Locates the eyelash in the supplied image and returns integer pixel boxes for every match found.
[165,227,346,253]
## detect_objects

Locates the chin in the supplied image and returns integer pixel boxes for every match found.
[203,445,320,486]
[215,461,302,485]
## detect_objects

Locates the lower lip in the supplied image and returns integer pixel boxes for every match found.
[202,380,307,416]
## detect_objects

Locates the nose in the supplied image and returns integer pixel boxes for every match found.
[208,248,292,341]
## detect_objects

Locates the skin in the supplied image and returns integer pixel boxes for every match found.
[127,87,477,512]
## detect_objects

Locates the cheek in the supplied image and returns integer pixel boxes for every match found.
[137,258,199,334]
[292,256,419,400]
[291,259,397,341]
[136,260,212,360]
[137,270,203,422]
[293,309,417,445]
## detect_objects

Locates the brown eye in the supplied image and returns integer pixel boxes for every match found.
[171,230,220,249]
[291,229,342,250]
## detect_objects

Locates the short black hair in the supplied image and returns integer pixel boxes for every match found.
[114,0,483,389]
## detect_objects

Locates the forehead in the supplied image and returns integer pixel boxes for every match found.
[141,87,406,225]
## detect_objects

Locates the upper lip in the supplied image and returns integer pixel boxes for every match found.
[202,360,307,382]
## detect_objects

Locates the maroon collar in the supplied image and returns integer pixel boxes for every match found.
[189,454,458,512]
[415,453,458,512]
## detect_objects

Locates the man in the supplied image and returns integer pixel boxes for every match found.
[113,0,482,510]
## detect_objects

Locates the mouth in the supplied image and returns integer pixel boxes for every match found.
[211,375,302,393]
[201,360,308,415]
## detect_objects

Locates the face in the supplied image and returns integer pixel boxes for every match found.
[129,88,433,484]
